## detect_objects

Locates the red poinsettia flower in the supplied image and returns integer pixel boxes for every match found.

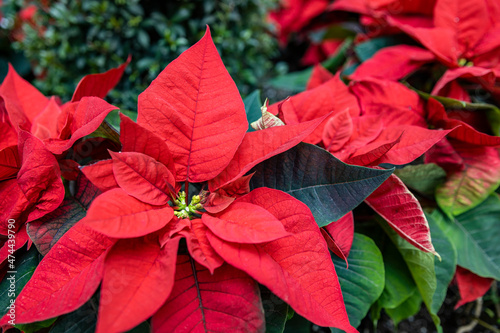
[2,28,357,333]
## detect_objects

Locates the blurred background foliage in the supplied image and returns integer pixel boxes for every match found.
[0,0,284,112]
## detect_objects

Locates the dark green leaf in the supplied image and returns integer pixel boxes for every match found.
[89,119,121,144]
[432,195,500,280]
[0,247,40,317]
[268,68,313,93]
[250,143,393,227]
[260,285,291,333]
[244,90,262,132]
[50,294,98,333]
[331,233,385,330]
[354,36,401,62]
[385,291,422,327]
[427,212,457,314]
[394,164,446,196]
[15,317,58,333]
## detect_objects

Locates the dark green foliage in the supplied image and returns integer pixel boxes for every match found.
[3,0,280,111]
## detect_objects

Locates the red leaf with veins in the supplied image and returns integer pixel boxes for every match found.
[427,98,500,146]
[81,188,173,238]
[0,64,49,131]
[365,174,438,255]
[0,225,28,265]
[322,109,353,152]
[432,67,495,97]
[306,64,334,90]
[17,131,64,223]
[455,266,494,309]
[209,115,328,191]
[97,237,179,333]
[0,145,20,181]
[0,179,28,234]
[0,223,115,325]
[350,45,435,81]
[425,137,465,173]
[203,192,235,214]
[207,188,356,332]
[72,56,131,102]
[110,151,174,205]
[120,113,176,178]
[345,132,403,166]
[81,159,118,192]
[269,73,360,144]
[152,257,265,333]
[0,122,17,150]
[137,27,247,183]
[323,212,354,259]
[320,228,348,265]
[180,218,224,273]
[202,202,290,243]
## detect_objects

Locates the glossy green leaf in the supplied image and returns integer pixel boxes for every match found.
[15,317,58,333]
[378,240,416,310]
[381,222,441,332]
[385,291,422,327]
[330,233,385,330]
[261,285,292,333]
[49,295,97,333]
[244,90,263,132]
[269,68,313,93]
[432,195,500,280]
[0,247,40,317]
[394,164,446,196]
[250,143,393,227]
[88,120,120,144]
[427,212,457,314]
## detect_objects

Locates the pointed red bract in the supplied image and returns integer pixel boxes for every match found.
[81,188,174,238]
[97,237,179,333]
[81,159,119,192]
[306,64,334,90]
[72,56,131,102]
[0,145,20,181]
[152,257,265,332]
[365,174,438,255]
[207,188,356,332]
[137,27,247,183]
[455,266,494,309]
[323,212,354,259]
[110,151,174,205]
[202,202,290,243]
[0,223,114,325]
[120,114,176,178]
[209,115,328,191]
[30,97,62,140]
[322,109,353,152]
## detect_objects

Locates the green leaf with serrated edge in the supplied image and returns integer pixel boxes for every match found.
[244,90,262,132]
[432,195,500,280]
[0,246,40,317]
[15,317,58,333]
[330,233,385,331]
[27,175,100,256]
[378,240,416,310]
[354,36,401,62]
[261,285,291,333]
[385,291,422,327]
[49,294,98,333]
[380,221,441,332]
[394,164,446,196]
[250,143,393,227]
[427,212,457,314]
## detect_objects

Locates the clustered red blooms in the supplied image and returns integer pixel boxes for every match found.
[0,0,499,330]
[270,0,500,312]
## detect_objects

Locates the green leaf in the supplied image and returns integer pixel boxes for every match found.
[27,175,100,256]
[250,143,393,227]
[283,314,311,333]
[432,195,500,280]
[378,240,417,310]
[50,294,98,333]
[244,90,262,132]
[427,212,457,314]
[330,233,385,330]
[385,291,422,327]
[380,222,441,332]
[354,36,401,62]
[322,38,353,73]
[394,164,446,196]
[127,321,151,332]
[0,247,40,317]
[260,285,292,333]
[15,317,58,333]
[89,119,121,144]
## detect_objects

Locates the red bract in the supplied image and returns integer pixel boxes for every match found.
[5,28,357,333]
[454,266,494,309]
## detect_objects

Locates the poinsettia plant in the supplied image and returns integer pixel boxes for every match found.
[0,27,401,333]
[269,0,500,330]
